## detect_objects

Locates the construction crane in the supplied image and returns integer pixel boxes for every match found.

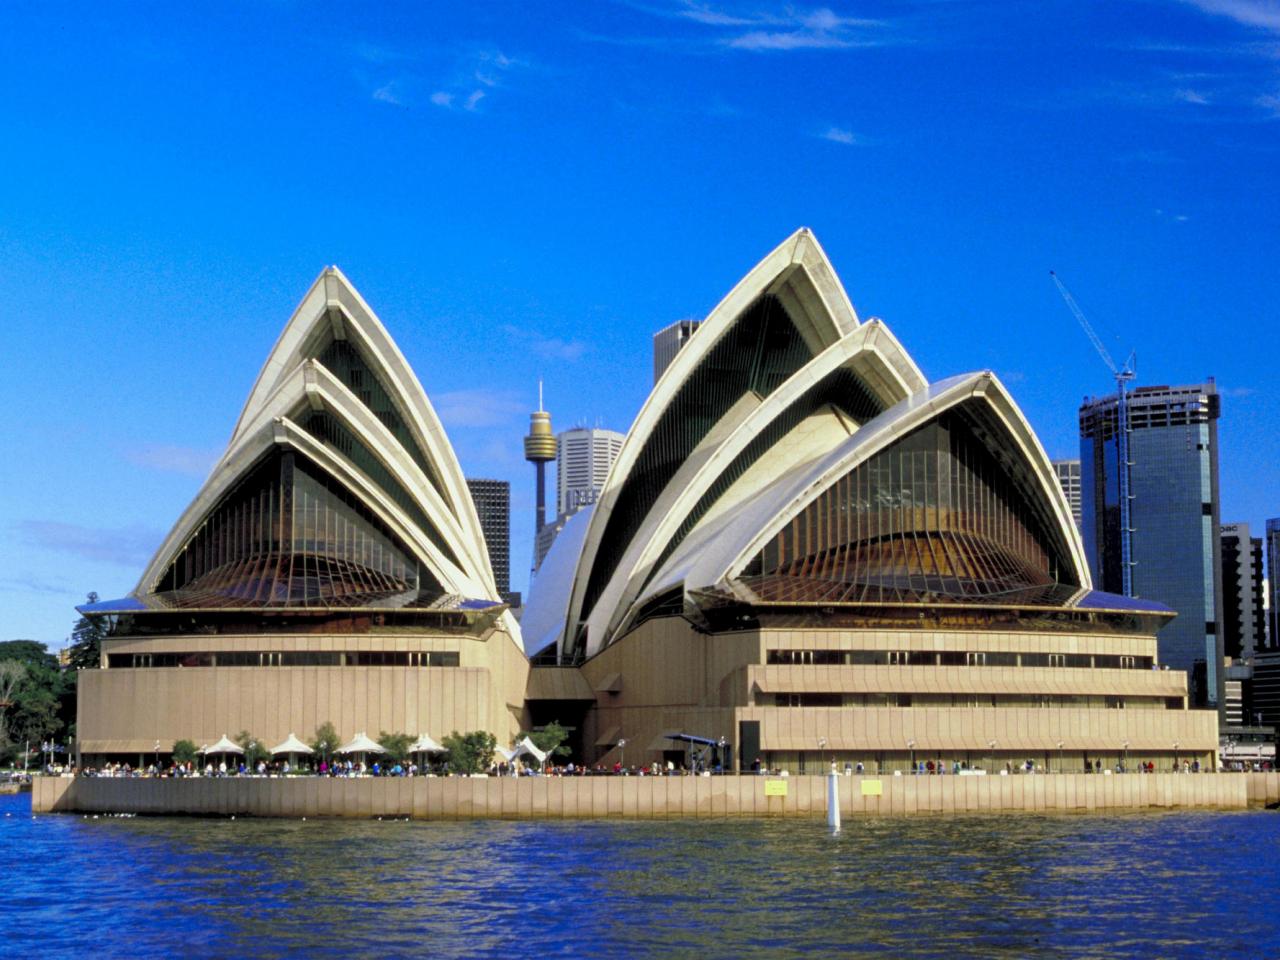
[1050,271,1137,597]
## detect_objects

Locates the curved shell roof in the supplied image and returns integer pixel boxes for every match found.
[132,267,503,616]
[531,229,1088,661]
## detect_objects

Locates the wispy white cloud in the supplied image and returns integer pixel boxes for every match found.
[433,389,527,429]
[602,2,892,53]
[1175,87,1212,103]
[502,324,590,361]
[372,81,404,106]
[819,125,857,145]
[1221,384,1257,397]
[429,48,521,113]
[1257,91,1280,114]
[1180,0,1280,33]
[15,520,163,568]
[125,443,219,477]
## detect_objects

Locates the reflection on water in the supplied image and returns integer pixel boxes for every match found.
[2,793,1278,958]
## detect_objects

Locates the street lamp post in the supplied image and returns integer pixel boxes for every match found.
[1122,740,1130,773]
[988,739,997,774]
[617,738,627,772]
[1057,741,1064,774]
[906,739,916,775]
[817,737,827,774]
[1173,741,1180,772]
[154,739,160,776]
[718,736,728,774]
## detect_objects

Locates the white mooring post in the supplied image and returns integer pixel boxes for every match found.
[827,769,841,833]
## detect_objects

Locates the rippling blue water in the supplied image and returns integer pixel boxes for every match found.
[2,791,1279,958]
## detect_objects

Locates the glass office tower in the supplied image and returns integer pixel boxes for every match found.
[1080,383,1223,708]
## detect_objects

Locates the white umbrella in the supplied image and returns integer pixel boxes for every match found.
[336,732,386,755]
[410,733,445,755]
[270,732,313,772]
[269,733,314,756]
[204,734,244,756]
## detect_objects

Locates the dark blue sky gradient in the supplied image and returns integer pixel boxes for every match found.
[2,1,1277,643]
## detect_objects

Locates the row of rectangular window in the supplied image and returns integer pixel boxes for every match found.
[766,649,1152,669]
[105,651,461,669]
[771,693,1182,709]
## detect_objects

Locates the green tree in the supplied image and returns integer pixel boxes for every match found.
[377,731,414,764]
[311,721,341,763]
[0,641,67,757]
[518,720,572,760]
[172,739,198,766]
[0,660,25,751]
[67,594,107,670]
[441,730,497,775]
[234,730,270,769]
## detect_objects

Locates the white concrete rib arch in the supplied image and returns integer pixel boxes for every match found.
[226,266,491,584]
[561,228,863,656]
[588,320,927,651]
[672,371,1092,596]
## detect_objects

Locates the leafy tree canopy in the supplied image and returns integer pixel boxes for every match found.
[377,731,414,764]
[311,721,341,761]
[235,730,271,769]
[441,730,497,775]
[0,640,69,752]
[67,593,107,671]
[172,739,198,766]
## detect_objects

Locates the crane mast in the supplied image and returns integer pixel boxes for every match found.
[1050,272,1137,597]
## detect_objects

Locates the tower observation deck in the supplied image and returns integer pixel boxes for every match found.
[523,384,556,540]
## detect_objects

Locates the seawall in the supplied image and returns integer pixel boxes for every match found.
[32,772,1277,819]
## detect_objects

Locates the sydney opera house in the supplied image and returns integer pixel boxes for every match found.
[77,230,1218,773]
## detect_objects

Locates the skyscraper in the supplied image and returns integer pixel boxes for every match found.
[556,426,625,517]
[1052,459,1082,529]
[1268,518,1280,649]
[653,319,700,384]
[1220,523,1265,660]
[467,478,515,605]
[530,426,625,573]
[1079,382,1224,707]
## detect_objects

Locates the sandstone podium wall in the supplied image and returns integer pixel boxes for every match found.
[32,772,1262,820]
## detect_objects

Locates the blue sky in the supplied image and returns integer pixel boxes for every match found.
[2,1,1277,646]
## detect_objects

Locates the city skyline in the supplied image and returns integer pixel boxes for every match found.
[2,2,1278,646]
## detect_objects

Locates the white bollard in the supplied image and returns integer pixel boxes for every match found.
[827,770,841,833]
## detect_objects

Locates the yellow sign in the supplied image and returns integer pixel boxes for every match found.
[860,779,883,796]
[764,779,788,797]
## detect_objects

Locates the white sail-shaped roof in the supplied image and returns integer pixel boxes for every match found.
[132,267,504,615]
[561,228,877,658]
[530,229,1090,662]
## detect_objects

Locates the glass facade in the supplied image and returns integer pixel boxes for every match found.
[746,410,1075,603]
[1080,384,1223,706]
[154,449,432,607]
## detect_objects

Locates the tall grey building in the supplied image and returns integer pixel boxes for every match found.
[466,478,516,605]
[1052,459,1082,529]
[653,319,701,384]
[1079,382,1223,708]
[556,426,624,517]
[1268,518,1280,649]
[532,426,625,573]
[1221,523,1265,660]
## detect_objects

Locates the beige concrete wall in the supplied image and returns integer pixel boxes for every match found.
[572,617,1212,768]
[80,628,530,754]
[32,772,1252,819]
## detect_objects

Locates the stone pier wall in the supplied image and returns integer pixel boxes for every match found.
[32,772,1265,819]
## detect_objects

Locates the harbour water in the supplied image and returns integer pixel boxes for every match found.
[2,791,1278,958]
